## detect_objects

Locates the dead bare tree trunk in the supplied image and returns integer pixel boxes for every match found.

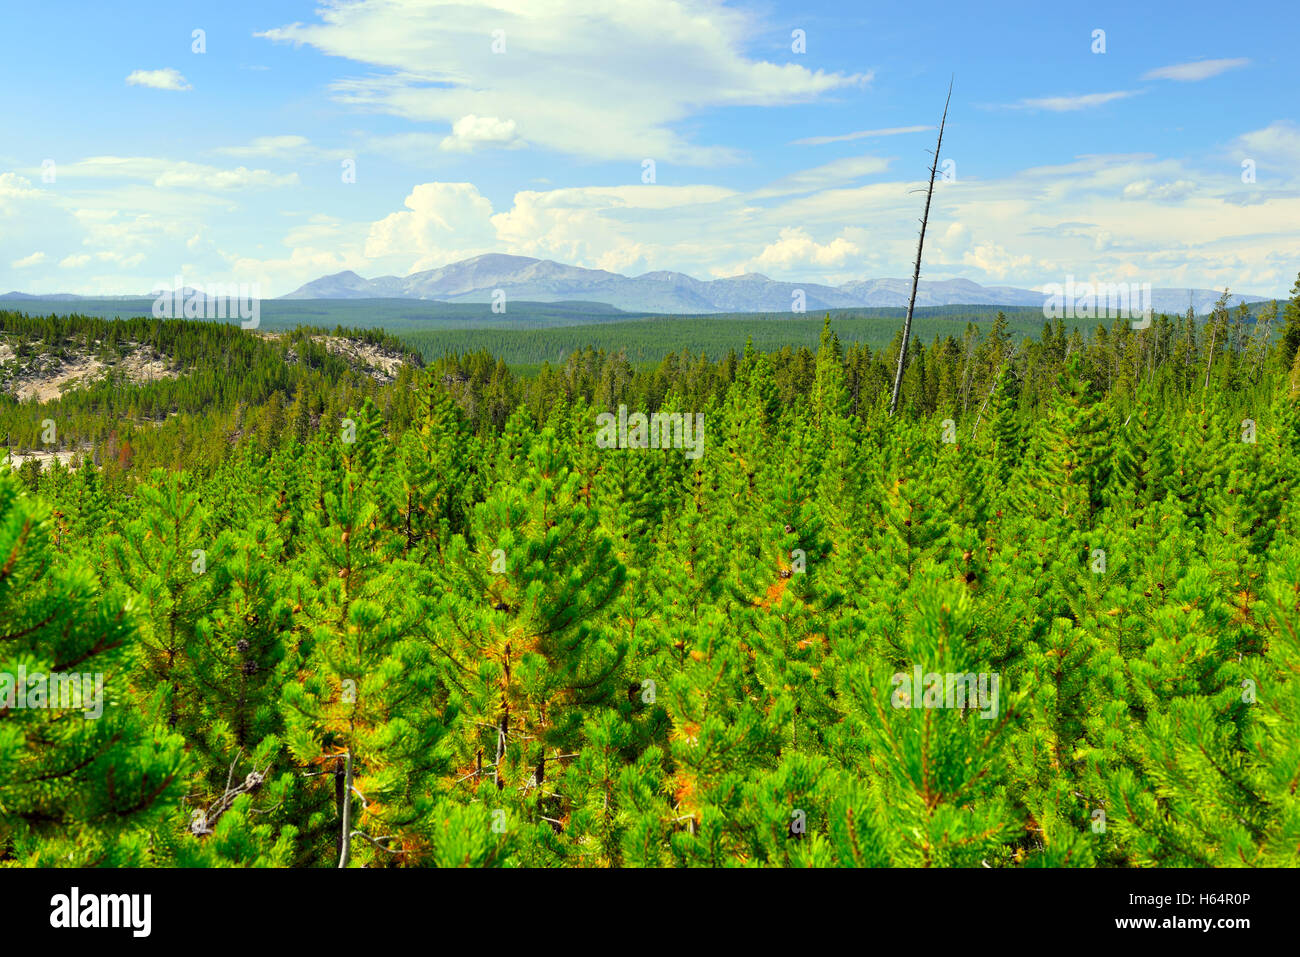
[337,749,354,869]
[1203,318,1217,390]
[970,342,1022,441]
[958,330,976,414]
[889,80,953,417]
[1203,289,1230,391]
[1252,300,1277,383]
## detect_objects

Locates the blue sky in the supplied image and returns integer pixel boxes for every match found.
[2,0,1297,297]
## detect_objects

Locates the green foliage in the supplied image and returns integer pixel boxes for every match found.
[0,471,187,865]
[4,282,1300,868]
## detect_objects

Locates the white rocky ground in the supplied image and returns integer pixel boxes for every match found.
[1,448,85,470]
[311,335,406,382]
[0,332,413,474]
[264,332,408,384]
[0,338,181,402]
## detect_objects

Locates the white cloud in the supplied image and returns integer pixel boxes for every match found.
[930,221,972,262]
[1143,58,1249,82]
[1010,91,1139,112]
[96,250,147,268]
[365,182,498,271]
[1122,179,1198,202]
[748,227,859,271]
[0,172,39,200]
[1231,121,1300,169]
[790,126,931,146]
[342,146,1300,297]
[13,123,1300,299]
[69,208,191,253]
[752,156,891,198]
[56,156,298,191]
[259,0,866,163]
[154,164,299,190]
[125,68,192,91]
[489,184,735,270]
[216,136,355,165]
[282,215,350,248]
[359,179,740,277]
[961,242,1033,279]
[360,132,443,163]
[440,115,525,152]
[10,251,45,268]
[0,172,44,223]
[216,136,313,159]
[225,243,370,294]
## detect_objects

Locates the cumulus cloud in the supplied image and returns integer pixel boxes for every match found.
[0,172,39,200]
[489,184,735,269]
[440,115,525,152]
[10,251,45,268]
[962,242,1033,279]
[16,130,1300,299]
[365,182,498,270]
[747,227,859,272]
[125,68,192,91]
[344,144,1300,296]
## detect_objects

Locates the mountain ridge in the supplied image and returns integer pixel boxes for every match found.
[1,252,1272,316]
[276,254,1269,316]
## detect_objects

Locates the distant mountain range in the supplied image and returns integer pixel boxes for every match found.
[0,291,132,302]
[3,253,1271,316]
[276,254,1268,315]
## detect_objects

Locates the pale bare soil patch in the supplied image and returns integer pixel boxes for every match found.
[0,338,182,402]
[1,448,87,470]
[262,331,410,383]
[311,336,406,382]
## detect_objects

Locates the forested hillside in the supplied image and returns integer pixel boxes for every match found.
[398,304,1056,366]
[0,311,419,475]
[2,277,1300,867]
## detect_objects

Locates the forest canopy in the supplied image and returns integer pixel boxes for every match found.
[2,275,1300,867]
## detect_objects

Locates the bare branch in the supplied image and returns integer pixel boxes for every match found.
[189,751,270,837]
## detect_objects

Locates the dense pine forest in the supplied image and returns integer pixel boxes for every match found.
[3,277,1300,868]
